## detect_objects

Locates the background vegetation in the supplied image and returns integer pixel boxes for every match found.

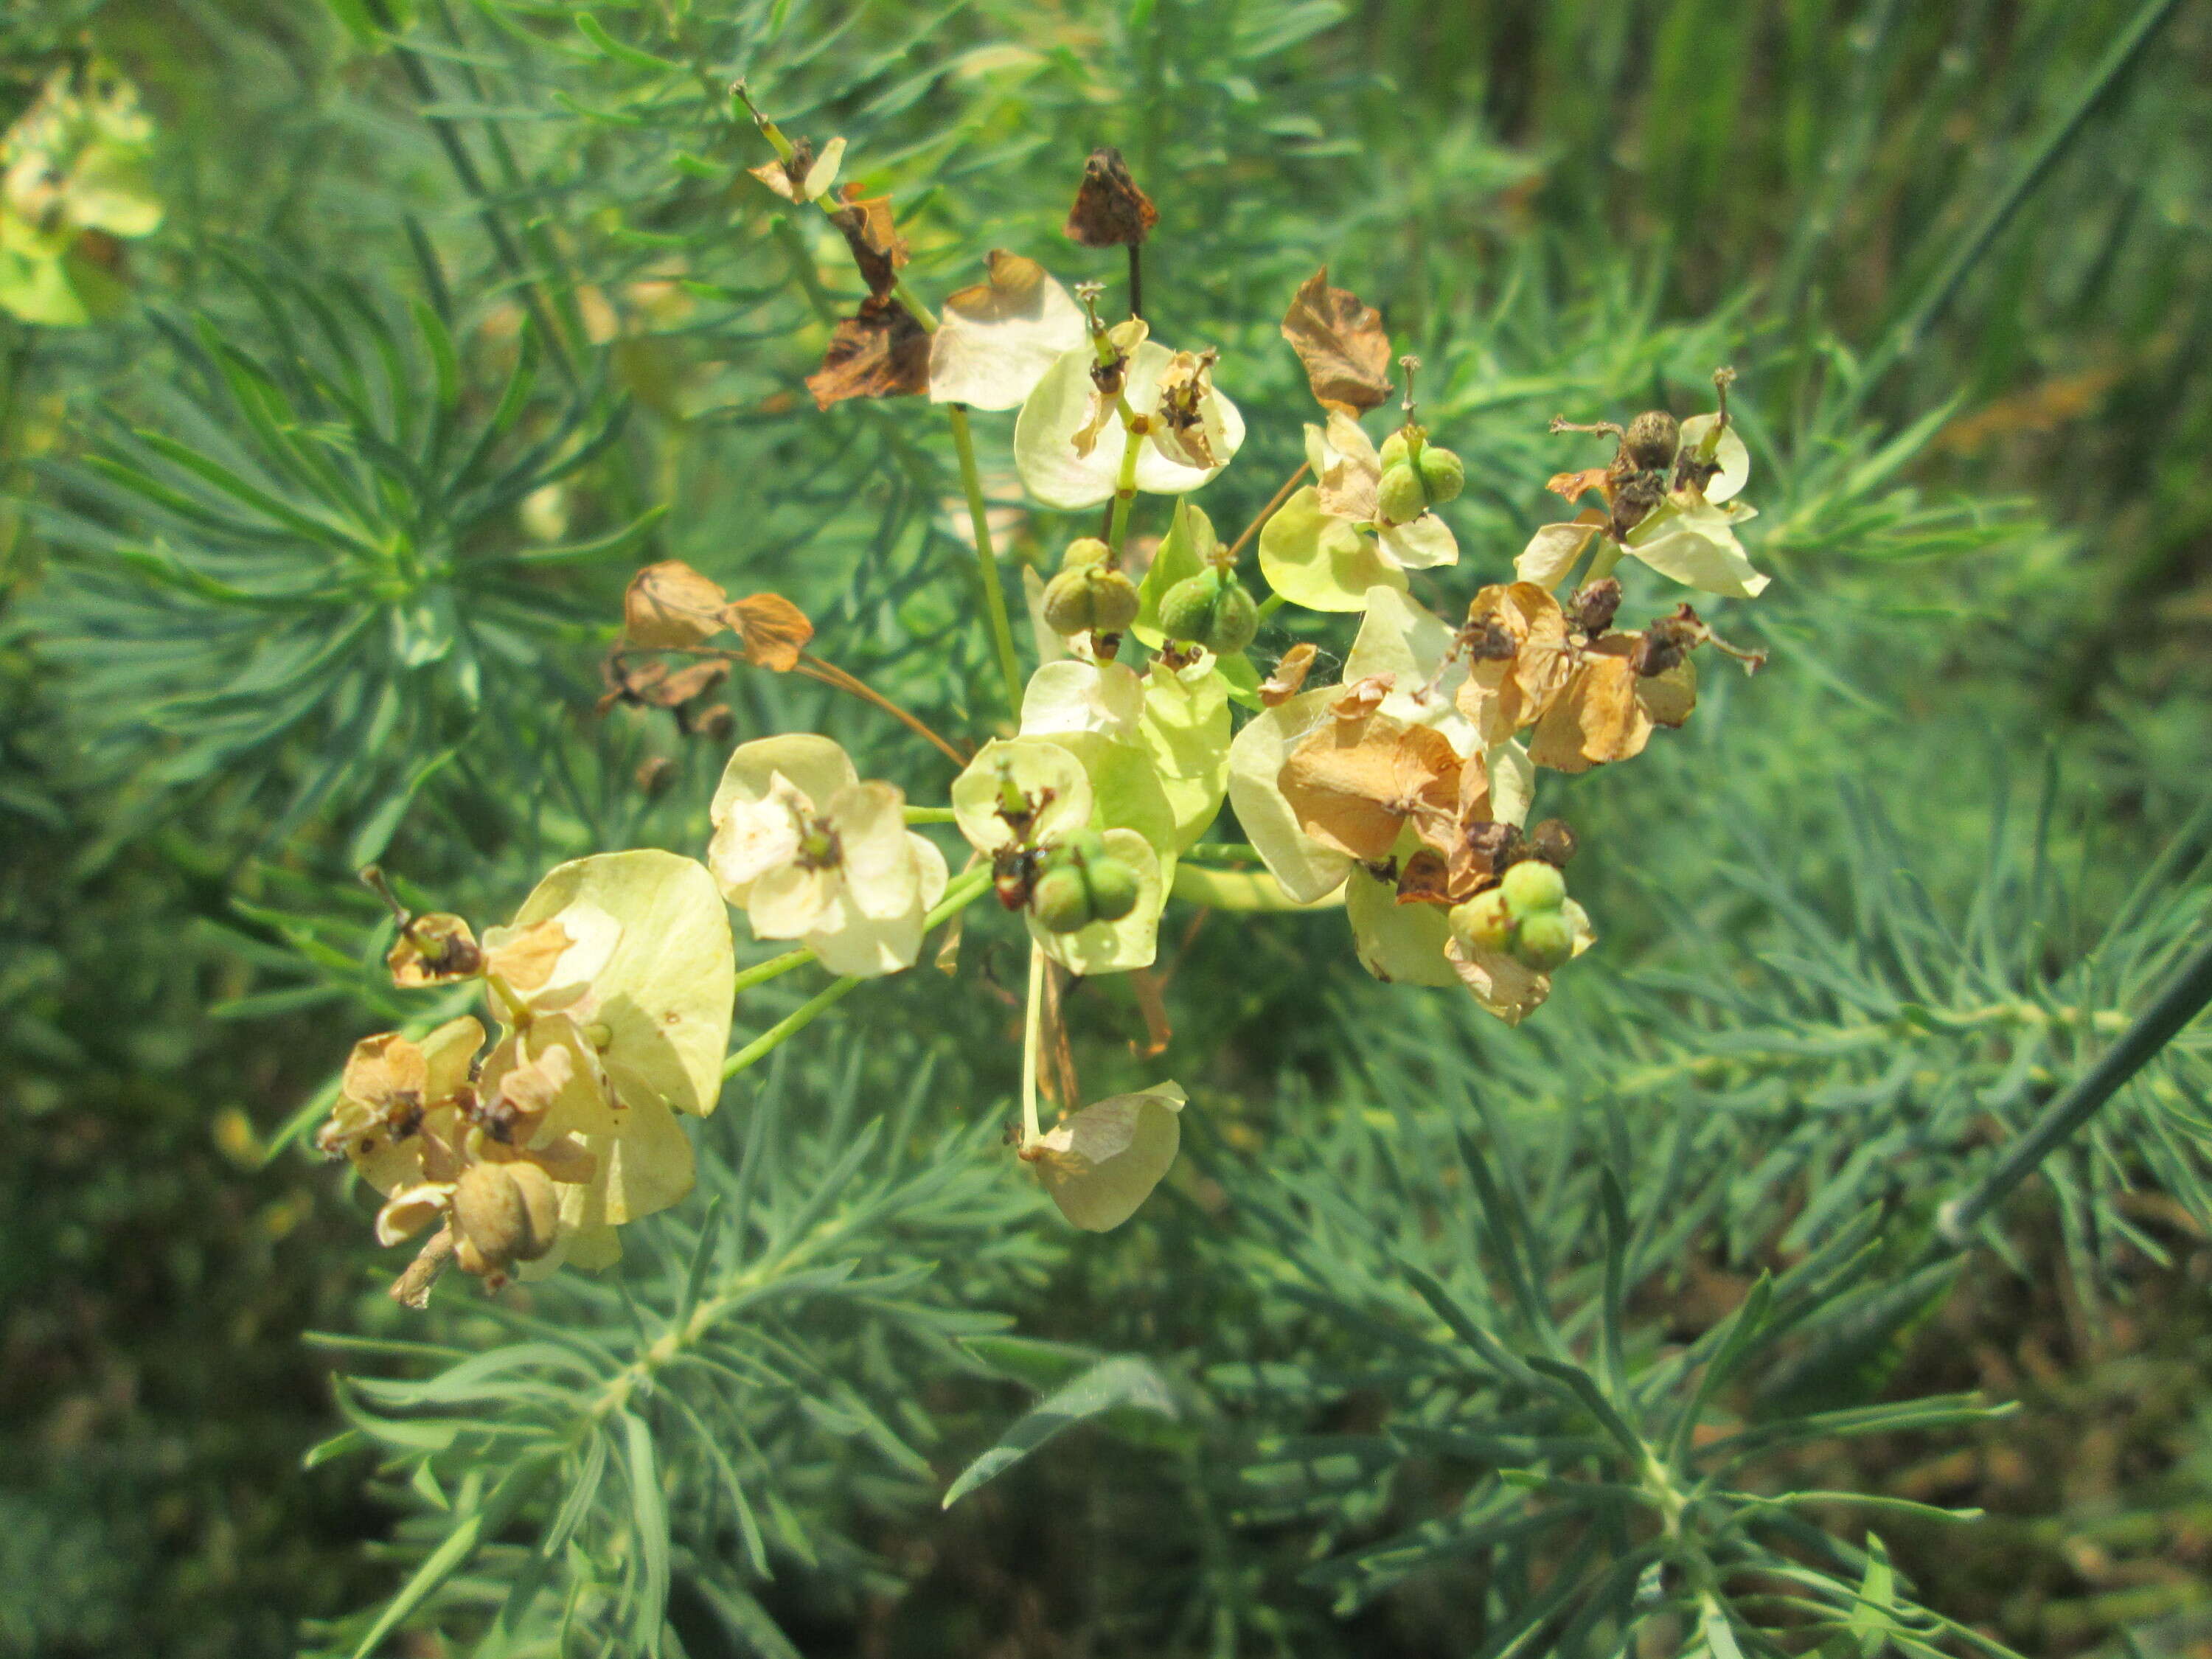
[2,0,2209,1654]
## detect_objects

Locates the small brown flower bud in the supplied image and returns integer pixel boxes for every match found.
[1610,470,1667,540]
[1464,613,1516,661]
[1063,147,1158,248]
[1463,819,1523,869]
[1630,605,1704,677]
[1568,578,1622,638]
[635,757,678,797]
[695,704,737,742]
[1526,818,1579,867]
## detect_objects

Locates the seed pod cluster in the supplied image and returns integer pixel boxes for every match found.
[1158,566,1259,655]
[1449,849,1576,971]
[1042,538,1141,637]
[1030,827,1141,933]
[1374,427,1465,524]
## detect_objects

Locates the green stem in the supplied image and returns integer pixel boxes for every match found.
[947,403,1026,725]
[1105,403,1144,558]
[1020,945,1045,1145]
[1255,593,1286,622]
[731,948,813,995]
[902,805,959,824]
[1171,864,1343,911]
[1935,931,2212,1248]
[722,974,860,1079]
[719,867,994,1080]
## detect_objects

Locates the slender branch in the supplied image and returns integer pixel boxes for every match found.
[945,404,1026,725]
[720,866,993,1081]
[731,947,813,995]
[1020,944,1046,1145]
[796,654,971,765]
[903,806,959,824]
[722,974,861,1079]
[1224,462,1310,565]
[1935,931,2212,1249]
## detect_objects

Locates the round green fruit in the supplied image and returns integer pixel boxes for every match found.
[1206,580,1259,654]
[1059,536,1112,571]
[1511,908,1574,972]
[1157,568,1224,643]
[1379,428,1415,472]
[1083,855,1141,923]
[1031,866,1094,933]
[1057,827,1112,869]
[1042,563,1139,636]
[1450,888,1514,956]
[1377,461,1428,525]
[1500,858,1566,917]
[1416,445,1464,505]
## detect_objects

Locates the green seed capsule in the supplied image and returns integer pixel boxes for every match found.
[1500,858,1566,917]
[1377,461,1428,525]
[1060,536,1112,571]
[1083,855,1141,923]
[1206,580,1258,654]
[1031,866,1094,933]
[1450,888,1514,956]
[1379,429,1415,473]
[1416,445,1464,505]
[1511,908,1574,972]
[1042,563,1140,636]
[1057,827,1112,869]
[1158,568,1225,643]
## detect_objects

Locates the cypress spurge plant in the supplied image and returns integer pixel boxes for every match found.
[221,95,2210,1659]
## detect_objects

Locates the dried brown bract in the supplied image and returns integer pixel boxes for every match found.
[1280,268,1393,416]
[829,191,907,302]
[1276,709,1460,865]
[1063,147,1158,248]
[1454,582,1571,746]
[1529,634,1698,774]
[1259,643,1318,706]
[727,591,813,671]
[625,560,732,650]
[806,296,931,409]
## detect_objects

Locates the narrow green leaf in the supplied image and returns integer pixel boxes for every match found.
[942,1356,1177,1508]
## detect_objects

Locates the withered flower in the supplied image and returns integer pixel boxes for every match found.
[1276,701,1461,866]
[1453,582,1571,747]
[1528,632,1699,774]
[1062,147,1158,248]
[1279,268,1393,417]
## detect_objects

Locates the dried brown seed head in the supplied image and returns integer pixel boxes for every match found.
[1526,818,1579,867]
[1568,578,1622,638]
[1063,147,1158,248]
[1622,410,1680,471]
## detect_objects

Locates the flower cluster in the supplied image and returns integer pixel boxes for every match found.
[322,133,1773,1289]
[0,66,162,327]
[319,854,734,1302]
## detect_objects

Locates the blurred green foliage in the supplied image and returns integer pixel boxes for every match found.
[3,0,2210,1654]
